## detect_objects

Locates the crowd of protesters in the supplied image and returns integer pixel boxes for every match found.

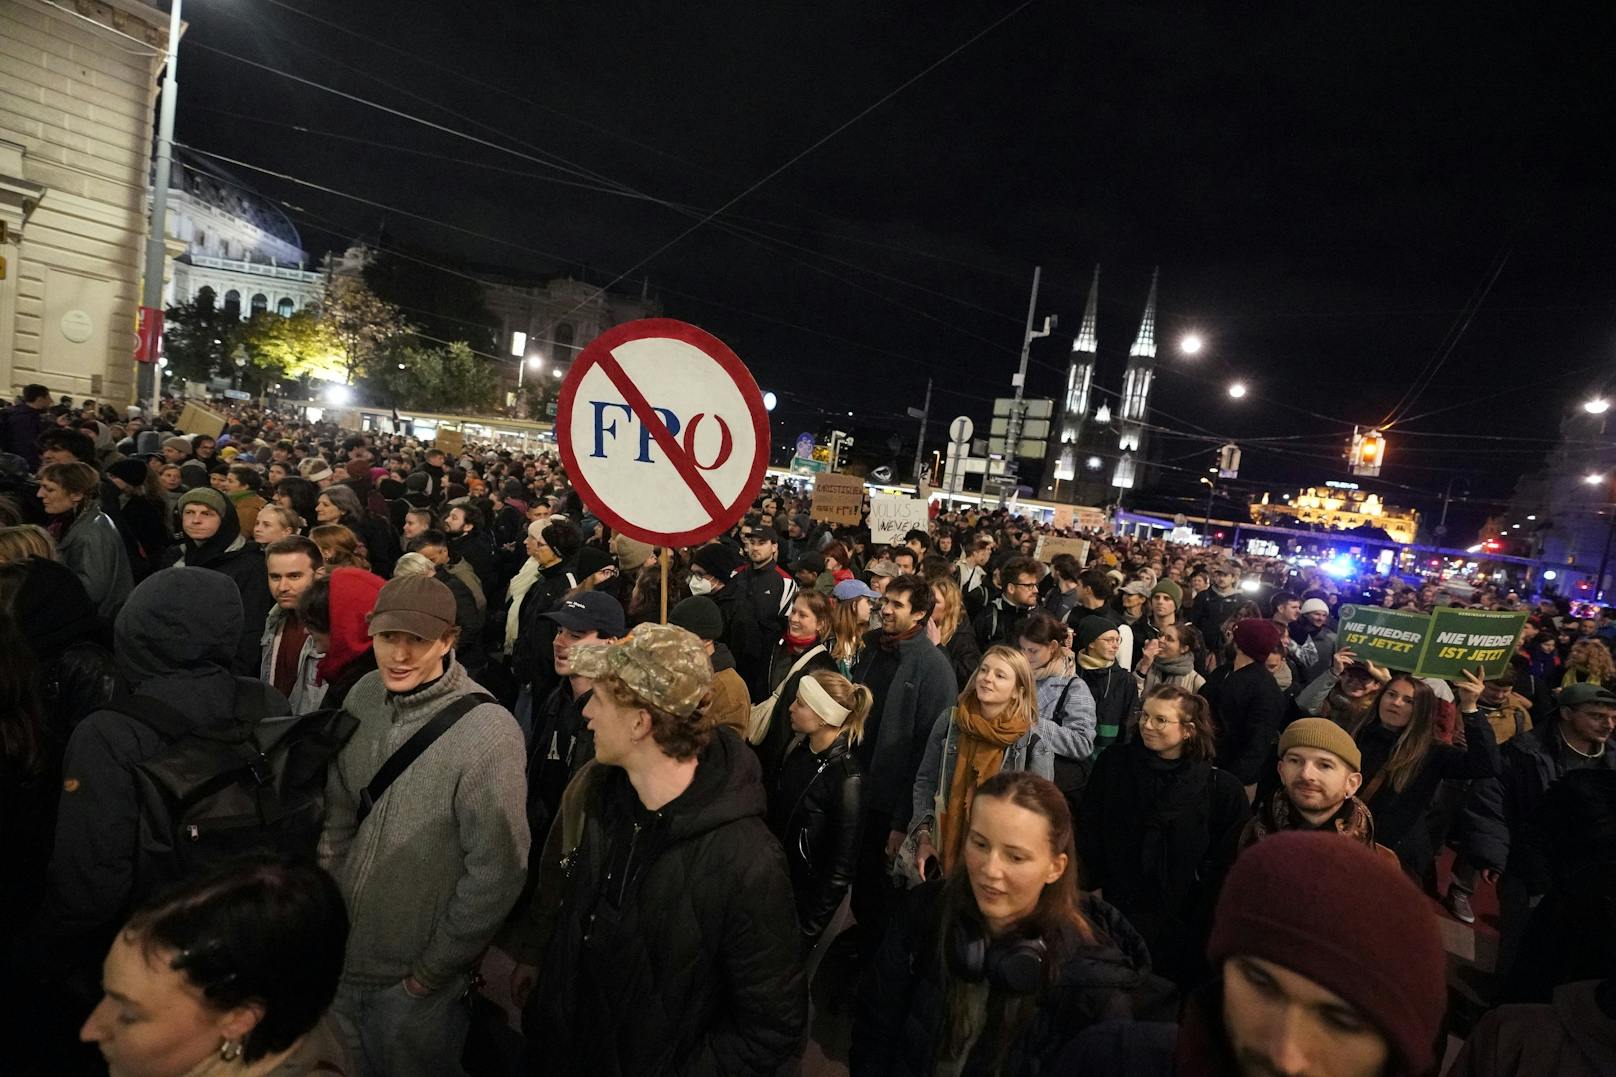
[0,383,1612,1077]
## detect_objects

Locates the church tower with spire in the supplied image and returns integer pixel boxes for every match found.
[1112,268,1159,490]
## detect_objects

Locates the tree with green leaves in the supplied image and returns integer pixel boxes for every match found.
[319,272,411,383]
[235,309,346,387]
[362,340,500,413]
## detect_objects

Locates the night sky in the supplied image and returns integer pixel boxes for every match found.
[174,1,1616,537]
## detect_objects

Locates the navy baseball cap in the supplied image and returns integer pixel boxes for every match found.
[541,591,626,637]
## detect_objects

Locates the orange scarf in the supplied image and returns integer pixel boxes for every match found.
[937,698,1032,872]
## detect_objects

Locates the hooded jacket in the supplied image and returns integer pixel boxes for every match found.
[524,727,807,1076]
[43,570,289,950]
[313,568,385,712]
[162,489,274,675]
[259,603,325,716]
[851,883,1149,1077]
[9,555,117,733]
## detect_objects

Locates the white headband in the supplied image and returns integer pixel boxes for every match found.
[797,675,850,728]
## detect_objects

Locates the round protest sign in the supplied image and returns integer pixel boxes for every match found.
[555,318,769,546]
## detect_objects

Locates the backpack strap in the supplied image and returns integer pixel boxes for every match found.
[105,691,197,743]
[357,692,495,826]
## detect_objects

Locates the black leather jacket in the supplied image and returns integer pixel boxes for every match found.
[768,733,865,948]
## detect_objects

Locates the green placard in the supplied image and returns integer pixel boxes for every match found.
[1336,605,1429,672]
[1413,607,1528,681]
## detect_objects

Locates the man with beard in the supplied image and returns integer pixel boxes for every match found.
[1240,718,1391,862]
[1191,559,1246,654]
[727,525,798,696]
[848,573,957,946]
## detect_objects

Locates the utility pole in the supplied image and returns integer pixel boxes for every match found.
[137,0,184,412]
[1000,266,1052,506]
[909,378,932,488]
[1436,476,1468,541]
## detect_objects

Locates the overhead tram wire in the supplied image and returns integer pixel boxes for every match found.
[185,155,1014,410]
[186,46,1034,343]
[250,0,1033,285]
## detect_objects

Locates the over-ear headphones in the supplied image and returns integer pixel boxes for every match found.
[945,917,1047,995]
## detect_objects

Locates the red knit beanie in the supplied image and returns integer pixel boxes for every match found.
[1209,832,1447,1074]
[1231,617,1284,660]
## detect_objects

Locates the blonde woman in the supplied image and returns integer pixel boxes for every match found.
[767,669,873,949]
[928,574,982,688]
[1561,638,1616,690]
[252,504,304,547]
[0,523,56,564]
[905,645,1045,880]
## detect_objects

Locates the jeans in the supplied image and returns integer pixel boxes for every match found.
[332,977,470,1077]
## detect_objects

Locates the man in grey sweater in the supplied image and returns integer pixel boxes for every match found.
[320,574,529,1077]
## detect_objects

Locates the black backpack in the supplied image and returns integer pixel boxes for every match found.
[109,679,359,900]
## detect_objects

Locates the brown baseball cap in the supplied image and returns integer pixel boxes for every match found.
[366,575,457,640]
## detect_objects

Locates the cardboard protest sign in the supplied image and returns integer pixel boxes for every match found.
[1051,505,1075,530]
[1414,608,1528,680]
[870,494,931,545]
[1074,506,1108,531]
[1336,605,1429,672]
[811,473,865,526]
[434,427,465,458]
[1035,536,1090,565]
[175,401,227,438]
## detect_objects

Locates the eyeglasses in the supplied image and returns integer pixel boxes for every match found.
[1138,713,1186,729]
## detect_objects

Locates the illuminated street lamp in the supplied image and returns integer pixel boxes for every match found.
[763,391,778,411]
[1179,333,1204,356]
[1227,381,1247,399]
[1586,397,1610,415]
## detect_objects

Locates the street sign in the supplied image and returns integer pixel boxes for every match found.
[795,433,815,459]
[556,318,769,546]
[949,415,974,444]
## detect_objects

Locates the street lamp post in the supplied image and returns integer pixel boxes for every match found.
[137,0,184,412]
[1200,476,1216,538]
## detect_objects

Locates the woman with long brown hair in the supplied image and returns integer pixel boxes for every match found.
[749,589,837,783]
[1077,685,1247,984]
[309,523,370,573]
[1349,670,1500,876]
[853,771,1148,1076]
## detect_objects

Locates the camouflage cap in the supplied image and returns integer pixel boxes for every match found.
[569,622,712,718]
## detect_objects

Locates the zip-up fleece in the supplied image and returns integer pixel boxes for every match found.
[318,661,529,990]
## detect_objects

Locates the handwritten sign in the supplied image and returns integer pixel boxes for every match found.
[1035,536,1090,565]
[870,493,931,545]
[434,427,465,458]
[811,472,865,526]
[1051,505,1074,530]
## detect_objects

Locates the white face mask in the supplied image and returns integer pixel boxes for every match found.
[689,575,716,596]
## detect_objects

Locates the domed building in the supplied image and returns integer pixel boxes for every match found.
[162,155,324,318]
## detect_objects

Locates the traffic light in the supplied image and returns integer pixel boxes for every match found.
[1349,428,1386,476]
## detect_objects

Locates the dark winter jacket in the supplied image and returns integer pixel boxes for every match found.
[41,570,289,959]
[727,560,798,697]
[1190,589,1245,654]
[943,624,984,690]
[8,556,117,735]
[970,596,1036,653]
[512,556,580,689]
[851,882,1149,1077]
[105,492,171,582]
[851,630,960,828]
[1076,739,1248,981]
[1461,718,1616,887]
[768,733,865,949]
[1201,661,1287,786]
[1356,708,1500,876]
[54,506,132,620]
[524,727,807,1076]
[0,400,48,468]
[1080,660,1139,756]
[162,517,274,677]
[751,639,836,785]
